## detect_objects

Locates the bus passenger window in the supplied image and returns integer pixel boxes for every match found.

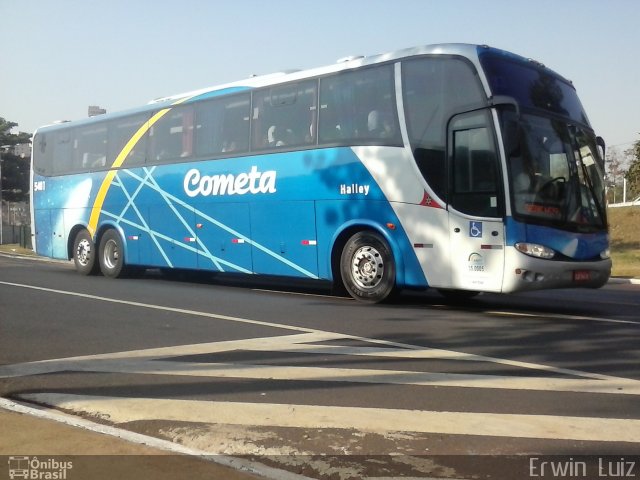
[195,94,250,157]
[319,65,400,146]
[107,114,149,167]
[220,96,250,154]
[402,57,485,202]
[52,131,74,175]
[75,125,107,170]
[149,106,194,163]
[251,81,317,151]
[33,133,53,176]
[366,109,396,139]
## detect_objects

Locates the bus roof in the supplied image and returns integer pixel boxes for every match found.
[148,43,486,104]
[35,43,566,134]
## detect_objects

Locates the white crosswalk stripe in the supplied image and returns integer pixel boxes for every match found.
[18,393,640,444]
[3,331,640,445]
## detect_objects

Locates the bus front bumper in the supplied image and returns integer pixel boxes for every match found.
[502,247,612,293]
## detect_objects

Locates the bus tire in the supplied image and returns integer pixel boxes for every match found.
[340,231,396,303]
[72,229,99,275]
[99,229,127,278]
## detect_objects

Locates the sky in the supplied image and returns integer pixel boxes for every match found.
[1,0,638,152]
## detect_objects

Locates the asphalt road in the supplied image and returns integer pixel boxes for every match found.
[1,253,639,479]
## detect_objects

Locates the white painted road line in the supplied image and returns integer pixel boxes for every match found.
[0,280,463,352]
[0,333,337,377]
[0,280,318,335]
[2,332,639,395]
[18,393,640,444]
[77,359,640,395]
[486,310,640,326]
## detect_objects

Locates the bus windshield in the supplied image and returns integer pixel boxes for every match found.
[480,49,591,127]
[504,111,606,232]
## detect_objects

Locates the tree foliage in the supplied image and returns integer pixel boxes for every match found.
[1,117,31,203]
[1,152,30,201]
[625,139,640,200]
[606,147,628,182]
[0,117,32,146]
[605,146,626,203]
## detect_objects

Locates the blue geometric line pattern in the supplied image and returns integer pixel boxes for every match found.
[141,168,225,272]
[101,167,318,279]
[109,169,173,268]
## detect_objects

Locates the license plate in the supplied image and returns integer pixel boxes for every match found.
[573,270,591,282]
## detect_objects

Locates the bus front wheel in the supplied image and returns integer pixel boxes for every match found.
[99,229,127,278]
[340,231,396,303]
[72,229,99,275]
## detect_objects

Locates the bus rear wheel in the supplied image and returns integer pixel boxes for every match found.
[99,229,127,278]
[340,231,396,303]
[72,229,99,275]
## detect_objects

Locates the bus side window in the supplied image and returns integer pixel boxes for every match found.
[319,65,400,146]
[75,125,107,170]
[252,81,317,151]
[221,95,250,154]
[402,57,485,202]
[107,114,149,167]
[195,94,250,157]
[33,133,53,176]
[449,111,501,217]
[149,106,194,163]
[195,99,220,156]
[52,130,74,175]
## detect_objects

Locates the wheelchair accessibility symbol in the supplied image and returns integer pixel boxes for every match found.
[469,221,483,238]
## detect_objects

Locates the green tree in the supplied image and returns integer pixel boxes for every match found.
[1,117,32,203]
[0,117,31,146]
[1,152,29,201]
[625,139,640,200]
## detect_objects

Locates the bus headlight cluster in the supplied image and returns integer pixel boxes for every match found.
[515,242,556,259]
[600,248,610,260]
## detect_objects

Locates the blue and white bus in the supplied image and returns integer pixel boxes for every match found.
[31,44,610,302]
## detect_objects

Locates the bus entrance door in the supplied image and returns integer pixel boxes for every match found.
[446,110,505,293]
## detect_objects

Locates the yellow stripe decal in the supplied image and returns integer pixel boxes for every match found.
[87,97,192,237]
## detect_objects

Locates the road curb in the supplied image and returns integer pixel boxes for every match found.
[0,251,67,264]
[608,277,640,285]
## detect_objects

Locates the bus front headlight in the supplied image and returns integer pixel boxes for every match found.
[515,242,556,259]
[600,248,610,260]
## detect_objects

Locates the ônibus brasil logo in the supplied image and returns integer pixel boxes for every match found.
[183,166,277,198]
[8,456,73,479]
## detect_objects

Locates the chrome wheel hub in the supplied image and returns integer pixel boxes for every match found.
[76,239,92,266]
[103,239,120,270]
[351,246,384,289]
